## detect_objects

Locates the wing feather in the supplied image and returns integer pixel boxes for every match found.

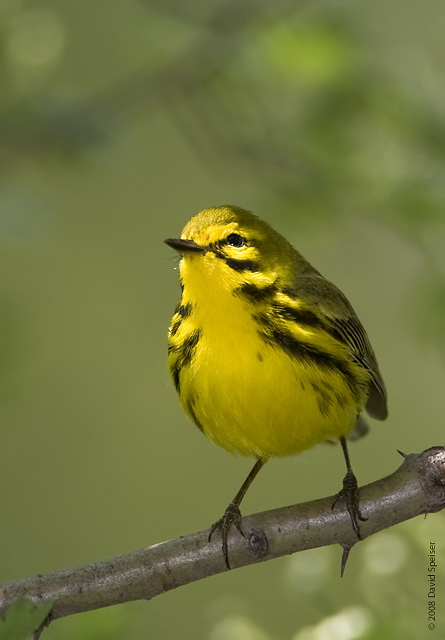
[288,273,388,421]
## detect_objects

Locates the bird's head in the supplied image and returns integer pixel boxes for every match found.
[165,205,306,295]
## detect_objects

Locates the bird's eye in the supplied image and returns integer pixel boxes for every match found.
[226,233,246,247]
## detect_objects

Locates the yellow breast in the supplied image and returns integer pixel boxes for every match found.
[168,254,365,459]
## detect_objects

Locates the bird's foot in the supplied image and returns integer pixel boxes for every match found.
[332,469,367,539]
[209,502,244,569]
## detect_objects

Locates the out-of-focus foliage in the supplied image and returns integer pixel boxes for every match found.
[0,598,53,640]
[1,1,444,639]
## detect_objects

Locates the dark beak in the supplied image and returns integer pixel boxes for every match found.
[164,238,205,254]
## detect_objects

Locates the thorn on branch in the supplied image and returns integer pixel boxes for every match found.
[340,544,354,577]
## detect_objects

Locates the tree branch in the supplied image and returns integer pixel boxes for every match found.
[1,447,444,629]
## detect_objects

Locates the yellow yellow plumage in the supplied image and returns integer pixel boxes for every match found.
[165,204,387,568]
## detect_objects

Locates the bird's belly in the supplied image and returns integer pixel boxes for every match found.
[180,330,360,459]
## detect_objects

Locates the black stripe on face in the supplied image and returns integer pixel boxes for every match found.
[225,258,260,272]
[234,282,278,303]
[207,242,227,261]
[207,241,260,272]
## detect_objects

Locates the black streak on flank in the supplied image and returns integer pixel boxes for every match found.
[170,319,182,337]
[316,394,332,418]
[335,392,348,409]
[180,330,201,362]
[187,399,204,433]
[270,327,358,393]
[172,363,181,393]
[235,282,278,303]
[178,303,192,318]
[274,304,325,331]
[225,258,260,273]
[169,329,202,395]
[254,313,360,400]
[170,303,193,337]
[310,382,333,418]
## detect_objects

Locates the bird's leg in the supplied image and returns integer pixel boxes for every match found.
[332,436,367,539]
[209,458,265,569]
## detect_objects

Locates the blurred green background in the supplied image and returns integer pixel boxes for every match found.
[1,0,445,638]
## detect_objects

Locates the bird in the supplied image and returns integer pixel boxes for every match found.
[165,205,387,569]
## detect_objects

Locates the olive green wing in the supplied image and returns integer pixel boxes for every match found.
[328,313,388,420]
[292,272,388,421]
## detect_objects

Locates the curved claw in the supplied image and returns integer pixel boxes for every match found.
[209,502,244,569]
[332,469,367,539]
